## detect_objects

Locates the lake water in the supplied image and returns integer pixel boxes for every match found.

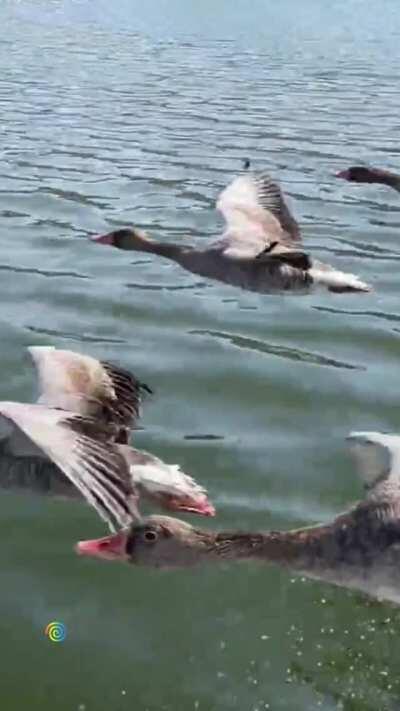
[1,0,400,709]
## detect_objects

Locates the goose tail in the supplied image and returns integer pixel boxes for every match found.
[308,267,371,293]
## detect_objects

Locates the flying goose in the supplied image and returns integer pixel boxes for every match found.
[77,432,400,604]
[92,169,370,294]
[0,347,214,521]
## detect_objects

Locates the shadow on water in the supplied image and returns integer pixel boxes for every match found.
[125,280,208,292]
[25,325,127,344]
[0,264,90,279]
[190,329,364,371]
[313,306,400,325]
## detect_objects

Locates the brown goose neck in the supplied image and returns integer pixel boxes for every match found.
[150,241,190,260]
[372,169,400,190]
[208,529,314,567]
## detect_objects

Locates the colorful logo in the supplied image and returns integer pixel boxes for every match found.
[45,621,66,643]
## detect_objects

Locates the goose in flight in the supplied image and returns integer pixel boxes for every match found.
[78,432,400,605]
[0,347,214,524]
[336,166,400,192]
[92,169,370,294]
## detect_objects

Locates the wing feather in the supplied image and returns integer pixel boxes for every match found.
[347,431,400,491]
[28,346,152,432]
[0,402,140,530]
[215,171,302,261]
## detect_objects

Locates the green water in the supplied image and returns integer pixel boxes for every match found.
[1,0,400,709]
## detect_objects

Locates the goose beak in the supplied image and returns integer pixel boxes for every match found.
[335,170,350,180]
[76,530,129,561]
[90,233,114,245]
[186,499,216,517]
[165,495,216,517]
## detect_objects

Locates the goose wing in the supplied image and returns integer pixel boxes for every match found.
[28,346,152,432]
[0,401,140,530]
[215,171,307,265]
[347,431,400,509]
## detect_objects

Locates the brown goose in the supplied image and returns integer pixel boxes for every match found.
[336,166,400,192]
[78,432,400,604]
[0,347,214,521]
[92,169,370,294]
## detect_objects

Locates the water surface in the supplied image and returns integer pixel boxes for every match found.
[1,1,400,709]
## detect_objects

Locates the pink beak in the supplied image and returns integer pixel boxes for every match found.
[90,233,114,245]
[335,170,350,180]
[76,530,128,561]
[166,496,216,517]
[190,499,215,517]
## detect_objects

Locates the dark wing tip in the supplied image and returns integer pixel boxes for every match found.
[65,414,116,441]
[63,414,139,529]
[256,244,311,271]
[278,251,311,271]
[101,360,153,427]
[254,172,301,242]
[139,381,154,396]
[256,241,280,258]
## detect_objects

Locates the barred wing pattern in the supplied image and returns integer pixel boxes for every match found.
[0,402,140,531]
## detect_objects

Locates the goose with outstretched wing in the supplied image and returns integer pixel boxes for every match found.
[92,167,370,294]
[0,347,214,522]
[78,432,400,605]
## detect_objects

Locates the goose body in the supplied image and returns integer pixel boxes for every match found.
[78,432,400,605]
[93,169,370,295]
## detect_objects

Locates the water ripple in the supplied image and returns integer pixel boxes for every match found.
[190,329,364,371]
[0,264,89,279]
[25,325,127,344]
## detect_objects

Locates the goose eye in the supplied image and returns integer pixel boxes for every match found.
[143,529,158,544]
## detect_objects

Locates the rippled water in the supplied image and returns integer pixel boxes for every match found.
[2,1,400,709]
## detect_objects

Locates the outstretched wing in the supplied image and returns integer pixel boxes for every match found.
[347,431,400,495]
[28,346,152,432]
[0,401,140,530]
[215,171,304,263]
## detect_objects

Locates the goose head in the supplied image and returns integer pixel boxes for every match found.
[92,227,149,250]
[336,166,375,183]
[76,515,211,567]
[336,166,400,189]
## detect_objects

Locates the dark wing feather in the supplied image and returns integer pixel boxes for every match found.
[100,360,153,430]
[253,172,301,242]
[0,402,140,531]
